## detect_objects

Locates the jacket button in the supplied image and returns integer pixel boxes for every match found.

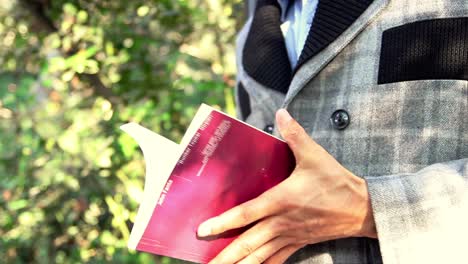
[330,110,350,130]
[263,124,274,134]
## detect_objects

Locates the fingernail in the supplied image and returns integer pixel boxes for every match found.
[197,220,213,237]
[276,108,292,128]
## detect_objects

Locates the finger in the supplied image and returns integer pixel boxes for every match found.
[264,244,303,264]
[209,217,283,264]
[237,236,292,264]
[198,191,280,237]
[276,109,320,161]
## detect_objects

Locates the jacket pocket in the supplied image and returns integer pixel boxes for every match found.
[378,17,468,84]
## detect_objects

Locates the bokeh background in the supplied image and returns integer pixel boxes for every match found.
[0,0,247,263]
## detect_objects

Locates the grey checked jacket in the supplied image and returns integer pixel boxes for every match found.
[234,0,468,263]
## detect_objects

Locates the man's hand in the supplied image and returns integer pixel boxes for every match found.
[197,109,376,264]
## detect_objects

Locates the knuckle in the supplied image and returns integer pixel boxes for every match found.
[252,253,265,264]
[284,124,307,144]
[269,223,282,236]
[267,219,286,236]
[238,208,251,223]
[274,196,291,209]
[238,241,255,255]
[285,125,301,138]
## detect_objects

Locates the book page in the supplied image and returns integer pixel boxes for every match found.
[179,104,214,147]
[121,105,221,250]
[120,123,181,249]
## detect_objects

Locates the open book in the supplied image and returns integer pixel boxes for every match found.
[121,104,295,263]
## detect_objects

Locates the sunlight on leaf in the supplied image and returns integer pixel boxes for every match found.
[137,6,150,17]
[0,0,242,262]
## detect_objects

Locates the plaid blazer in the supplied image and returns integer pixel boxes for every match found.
[235,0,468,263]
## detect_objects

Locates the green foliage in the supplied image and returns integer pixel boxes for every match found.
[0,0,243,263]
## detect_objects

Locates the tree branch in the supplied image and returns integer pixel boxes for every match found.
[79,73,121,105]
[18,0,57,33]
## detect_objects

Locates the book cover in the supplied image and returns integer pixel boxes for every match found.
[121,104,295,263]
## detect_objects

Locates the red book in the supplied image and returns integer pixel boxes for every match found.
[121,104,295,263]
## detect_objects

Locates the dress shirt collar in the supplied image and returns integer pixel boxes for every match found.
[277,0,292,21]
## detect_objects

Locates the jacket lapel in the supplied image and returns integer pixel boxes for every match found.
[283,0,390,106]
[296,0,375,69]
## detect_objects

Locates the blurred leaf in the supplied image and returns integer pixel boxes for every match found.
[0,0,243,262]
[8,199,28,210]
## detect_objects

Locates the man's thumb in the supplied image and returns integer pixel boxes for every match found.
[276,109,315,160]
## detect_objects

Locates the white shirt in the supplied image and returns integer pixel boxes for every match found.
[277,0,319,68]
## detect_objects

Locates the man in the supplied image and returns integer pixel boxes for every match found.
[198,0,468,263]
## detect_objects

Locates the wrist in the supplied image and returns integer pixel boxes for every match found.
[348,174,377,239]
